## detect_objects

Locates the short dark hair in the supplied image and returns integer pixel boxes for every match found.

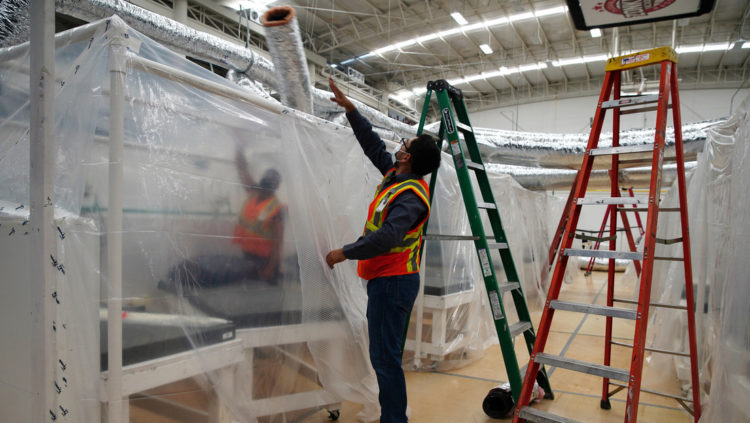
[409,134,441,176]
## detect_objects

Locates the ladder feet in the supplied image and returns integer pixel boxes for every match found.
[544,391,555,400]
[600,399,611,410]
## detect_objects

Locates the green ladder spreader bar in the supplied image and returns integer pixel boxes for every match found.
[415,80,553,405]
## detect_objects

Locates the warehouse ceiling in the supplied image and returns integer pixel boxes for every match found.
[277,0,749,115]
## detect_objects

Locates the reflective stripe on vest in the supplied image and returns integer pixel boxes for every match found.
[357,170,430,279]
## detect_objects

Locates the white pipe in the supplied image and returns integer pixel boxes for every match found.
[29,1,57,422]
[0,17,106,62]
[106,17,127,423]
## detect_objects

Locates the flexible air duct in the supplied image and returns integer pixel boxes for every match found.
[261,6,312,114]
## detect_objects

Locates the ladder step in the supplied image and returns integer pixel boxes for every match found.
[601,94,659,109]
[609,381,693,402]
[456,121,473,133]
[519,406,580,423]
[423,233,478,241]
[620,207,680,212]
[654,256,684,261]
[534,353,629,382]
[564,248,643,261]
[618,156,678,166]
[477,202,497,210]
[550,300,637,319]
[612,297,688,310]
[487,242,509,250]
[577,197,646,205]
[655,237,683,245]
[589,144,654,156]
[498,282,520,294]
[465,160,484,171]
[509,321,532,338]
[610,340,690,357]
[575,233,616,242]
[619,104,671,116]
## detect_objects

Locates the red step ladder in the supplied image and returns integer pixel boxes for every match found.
[582,186,645,276]
[515,46,701,423]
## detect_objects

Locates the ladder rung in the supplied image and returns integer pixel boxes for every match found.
[465,160,484,171]
[619,104,671,116]
[618,156,678,166]
[655,237,683,245]
[620,207,680,212]
[498,282,520,294]
[575,233,616,242]
[610,340,691,357]
[564,248,643,261]
[519,406,580,423]
[423,234,478,241]
[487,242,509,250]
[477,202,496,210]
[509,321,532,338]
[654,256,684,261]
[534,352,629,382]
[550,300,636,319]
[577,197,645,205]
[612,297,688,310]
[456,121,473,133]
[609,381,693,402]
[601,95,659,109]
[589,144,654,156]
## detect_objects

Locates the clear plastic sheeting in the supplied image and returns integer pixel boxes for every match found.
[0,16,569,422]
[646,95,750,422]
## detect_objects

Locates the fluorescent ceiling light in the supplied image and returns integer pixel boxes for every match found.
[224,0,275,10]
[743,41,750,49]
[702,42,729,52]
[339,6,567,65]
[676,45,704,53]
[479,44,493,54]
[451,12,468,25]
[590,28,602,38]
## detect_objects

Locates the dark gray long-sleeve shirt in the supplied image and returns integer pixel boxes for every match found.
[342,109,428,260]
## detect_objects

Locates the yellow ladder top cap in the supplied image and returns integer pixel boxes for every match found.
[605,46,678,72]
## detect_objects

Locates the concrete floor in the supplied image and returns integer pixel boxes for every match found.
[131,269,695,423]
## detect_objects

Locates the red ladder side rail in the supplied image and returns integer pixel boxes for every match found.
[624,59,672,423]
[602,70,622,406]
[670,65,701,421]
[513,70,617,423]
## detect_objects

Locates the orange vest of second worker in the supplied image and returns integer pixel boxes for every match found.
[233,191,282,258]
[357,169,431,280]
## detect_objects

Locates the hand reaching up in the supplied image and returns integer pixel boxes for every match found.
[328,77,356,113]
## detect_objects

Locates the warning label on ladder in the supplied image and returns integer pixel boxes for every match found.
[489,290,504,320]
[478,248,492,276]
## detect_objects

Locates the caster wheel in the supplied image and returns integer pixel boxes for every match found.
[482,386,515,419]
[327,409,340,421]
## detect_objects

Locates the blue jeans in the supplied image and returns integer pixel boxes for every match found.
[367,273,420,423]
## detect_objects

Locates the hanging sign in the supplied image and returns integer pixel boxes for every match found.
[565,0,715,30]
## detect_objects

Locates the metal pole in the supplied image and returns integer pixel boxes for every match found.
[29,1,57,422]
[106,26,127,423]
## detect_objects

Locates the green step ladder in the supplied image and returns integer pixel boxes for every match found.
[415,79,553,410]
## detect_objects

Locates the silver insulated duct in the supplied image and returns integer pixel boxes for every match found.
[55,0,278,89]
[0,0,30,48]
[261,6,312,114]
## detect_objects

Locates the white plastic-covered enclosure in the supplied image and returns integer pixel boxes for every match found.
[0,16,563,422]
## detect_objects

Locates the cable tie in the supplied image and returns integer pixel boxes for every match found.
[49,410,56,420]
[54,381,61,394]
[59,359,67,371]
[52,291,60,304]
[22,220,28,225]
[57,264,65,275]
[8,227,15,236]
[59,406,68,416]
[57,227,65,239]
[15,204,24,210]
[62,377,68,386]
[50,255,58,268]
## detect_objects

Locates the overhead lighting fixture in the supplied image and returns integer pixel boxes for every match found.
[590,28,602,38]
[743,41,750,49]
[479,44,493,54]
[339,6,568,66]
[451,12,468,25]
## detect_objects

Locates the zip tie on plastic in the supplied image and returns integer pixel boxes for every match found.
[52,321,56,332]
[49,410,56,420]
[59,406,68,417]
[57,226,65,239]
[15,204,23,210]
[22,220,28,225]
[8,227,15,236]
[52,291,60,304]
[54,381,61,394]
[59,359,67,371]
[62,377,68,386]
[50,255,58,268]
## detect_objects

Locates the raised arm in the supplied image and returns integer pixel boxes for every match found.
[236,148,255,192]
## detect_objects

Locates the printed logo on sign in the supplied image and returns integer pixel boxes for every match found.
[442,108,455,134]
[622,53,650,66]
[594,0,677,18]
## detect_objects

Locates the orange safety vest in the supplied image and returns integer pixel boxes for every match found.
[232,191,282,258]
[357,169,431,280]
